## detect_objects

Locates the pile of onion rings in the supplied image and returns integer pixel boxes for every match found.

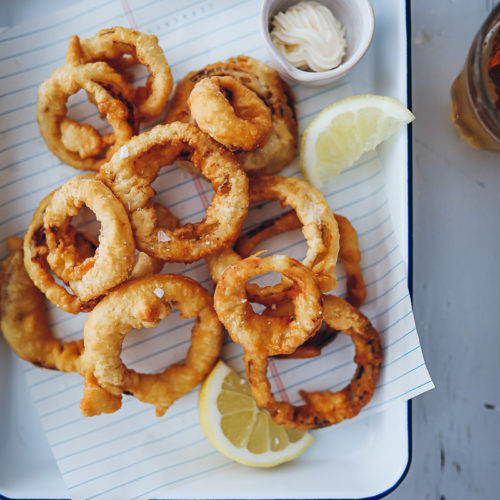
[214,255,382,430]
[165,55,298,176]
[37,27,172,171]
[1,26,382,439]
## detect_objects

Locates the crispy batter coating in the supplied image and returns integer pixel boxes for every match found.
[236,211,366,308]
[80,274,224,417]
[129,203,179,280]
[24,184,99,314]
[245,295,382,429]
[42,177,135,302]
[206,175,339,302]
[188,76,272,151]
[66,27,172,121]
[0,237,83,372]
[214,254,323,356]
[333,214,366,308]
[261,299,339,360]
[165,55,297,175]
[97,122,249,263]
[37,62,138,170]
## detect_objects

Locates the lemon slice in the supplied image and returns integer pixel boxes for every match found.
[198,361,314,467]
[300,95,415,188]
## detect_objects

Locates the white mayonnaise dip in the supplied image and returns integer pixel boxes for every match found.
[270,1,347,72]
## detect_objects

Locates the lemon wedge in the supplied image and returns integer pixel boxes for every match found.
[300,95,415,188]
[198,361,314,467]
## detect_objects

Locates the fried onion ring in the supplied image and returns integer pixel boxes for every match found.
[66,27,172,121]
[1,237,123,413]
[1,237,83,372]
[0,237,83,372]
[165,55,297,175]
[24,190,98,314]
[129,203,179,280]
[42,177,135,301]
[206,175,339,302]
[244,295,382,429]
[261,300,339,359]
[236,211,366,308]
[97,122,249,263]
[37,62,138,171]
[188,76,272,151]
[80,274,223,417]
[214,254,323,356]
[23,176,135,312]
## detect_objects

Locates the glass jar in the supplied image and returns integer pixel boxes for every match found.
[450,4,500,152]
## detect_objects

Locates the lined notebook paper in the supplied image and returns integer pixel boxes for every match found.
[0,1,433,499]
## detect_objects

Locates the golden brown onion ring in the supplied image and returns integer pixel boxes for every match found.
[80,274,224,417]
[245,295,382,429]
[188,76,272,152]
[42,177,135,302]
[165,55,297,175]
[97,122,249,263]
[0,237,83,371]
[1,236,122,414]
[37,62,138,171]
[66,27,172,121]
[261,300,339,360]
[236,211,366,308]
[214,254,323,356]
[206,175,339,302]
[24,187,98,314]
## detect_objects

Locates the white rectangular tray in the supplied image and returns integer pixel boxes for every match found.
[0,0,413,498]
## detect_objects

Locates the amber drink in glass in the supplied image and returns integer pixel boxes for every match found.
[451,4,500,152]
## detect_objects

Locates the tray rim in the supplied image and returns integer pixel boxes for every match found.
[370,0,414,498]
[0,1,414,498]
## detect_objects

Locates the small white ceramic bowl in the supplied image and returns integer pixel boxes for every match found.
[260,0,375,86]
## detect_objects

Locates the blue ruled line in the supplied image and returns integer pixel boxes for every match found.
[70,436,206,489]
[380,310,413,333]
[82,450,219,497]
[62,421,200,475]
[366,380,434,411]
[128,461,234,500]
[382,345,419,368]
[0,4,252,99]
[54,404,196,450]
[146,0,248,40]
[34,380,82,404]
[0,0,115,43]
[375,363,425,389]
[383,327,417,350]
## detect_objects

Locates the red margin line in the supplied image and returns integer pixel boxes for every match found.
[120,0,138,28]
[268,359,290,403]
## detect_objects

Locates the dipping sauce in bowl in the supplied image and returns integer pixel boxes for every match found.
[270,1,347,72]
[260,0,374,86]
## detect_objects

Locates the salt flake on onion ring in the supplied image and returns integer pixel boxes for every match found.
[97,122,249,263]
[207,175,339,303]
[80,274,223,417]
[214,254,323,356]
[37,62,139,171]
